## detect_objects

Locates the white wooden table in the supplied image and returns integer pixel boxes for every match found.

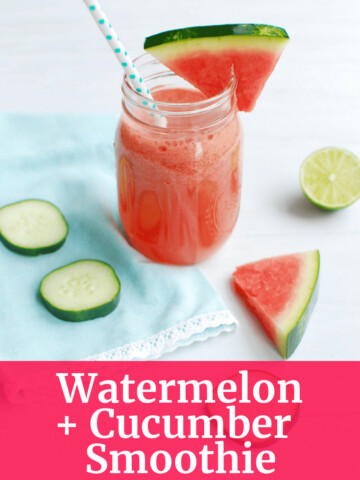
[1,0,359,360]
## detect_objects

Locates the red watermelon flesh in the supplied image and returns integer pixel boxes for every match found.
[144,24,289,112]
[233,250,320,358]
[156,48,285,112]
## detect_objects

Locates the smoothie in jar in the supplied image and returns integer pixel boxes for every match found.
[115,55,242,265]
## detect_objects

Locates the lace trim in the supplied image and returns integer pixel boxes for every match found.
[86,310,237,361]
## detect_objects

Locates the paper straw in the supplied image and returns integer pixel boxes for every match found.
[83,0,159,113]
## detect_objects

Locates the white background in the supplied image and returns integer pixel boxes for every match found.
[1,0,359,360]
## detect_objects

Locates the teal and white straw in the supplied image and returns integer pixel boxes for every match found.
[83,0,158,111]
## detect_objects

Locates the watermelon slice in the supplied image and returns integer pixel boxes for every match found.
[232,250,320,358]
[144,24,289,112]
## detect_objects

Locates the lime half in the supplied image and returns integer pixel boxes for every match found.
[300,147,360,210]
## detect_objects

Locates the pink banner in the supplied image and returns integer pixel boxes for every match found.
[0,362,358,478]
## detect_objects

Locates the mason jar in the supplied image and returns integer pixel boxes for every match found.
[114,54,243,265]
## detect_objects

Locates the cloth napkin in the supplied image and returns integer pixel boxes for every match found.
[0,112,237,360]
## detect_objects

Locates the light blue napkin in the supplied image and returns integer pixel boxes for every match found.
[0,112,237,360]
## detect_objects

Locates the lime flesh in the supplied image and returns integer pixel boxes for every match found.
[300,147,360,210]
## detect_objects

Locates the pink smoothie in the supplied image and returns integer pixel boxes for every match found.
[115,87,242,264]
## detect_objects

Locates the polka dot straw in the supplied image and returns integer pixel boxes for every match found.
[83,0,161,116]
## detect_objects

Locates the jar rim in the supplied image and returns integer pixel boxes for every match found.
[122,52,237,115]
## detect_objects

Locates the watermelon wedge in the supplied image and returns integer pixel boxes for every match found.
[232,250,320,358]
[144,24,289,112]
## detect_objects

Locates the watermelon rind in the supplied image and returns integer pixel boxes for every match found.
[279,250,320,358]
[144,24,289,50]
[144,25,289,63]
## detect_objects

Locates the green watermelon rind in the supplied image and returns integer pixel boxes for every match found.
[282,250,320,358]
[145,36,288,64]
[144,24,289,49]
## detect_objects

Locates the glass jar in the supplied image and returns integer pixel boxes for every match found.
[114,54,243,265]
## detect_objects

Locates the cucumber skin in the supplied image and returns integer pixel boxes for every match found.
[40,292,121,322]
[0,199,69,256]
[144,24,289,49]
[285,251,320,359]
[0,234,67,256]
[39,260,121,322]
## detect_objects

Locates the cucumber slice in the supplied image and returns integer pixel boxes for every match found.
[0,199,68,255]
[40,260,121,322]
